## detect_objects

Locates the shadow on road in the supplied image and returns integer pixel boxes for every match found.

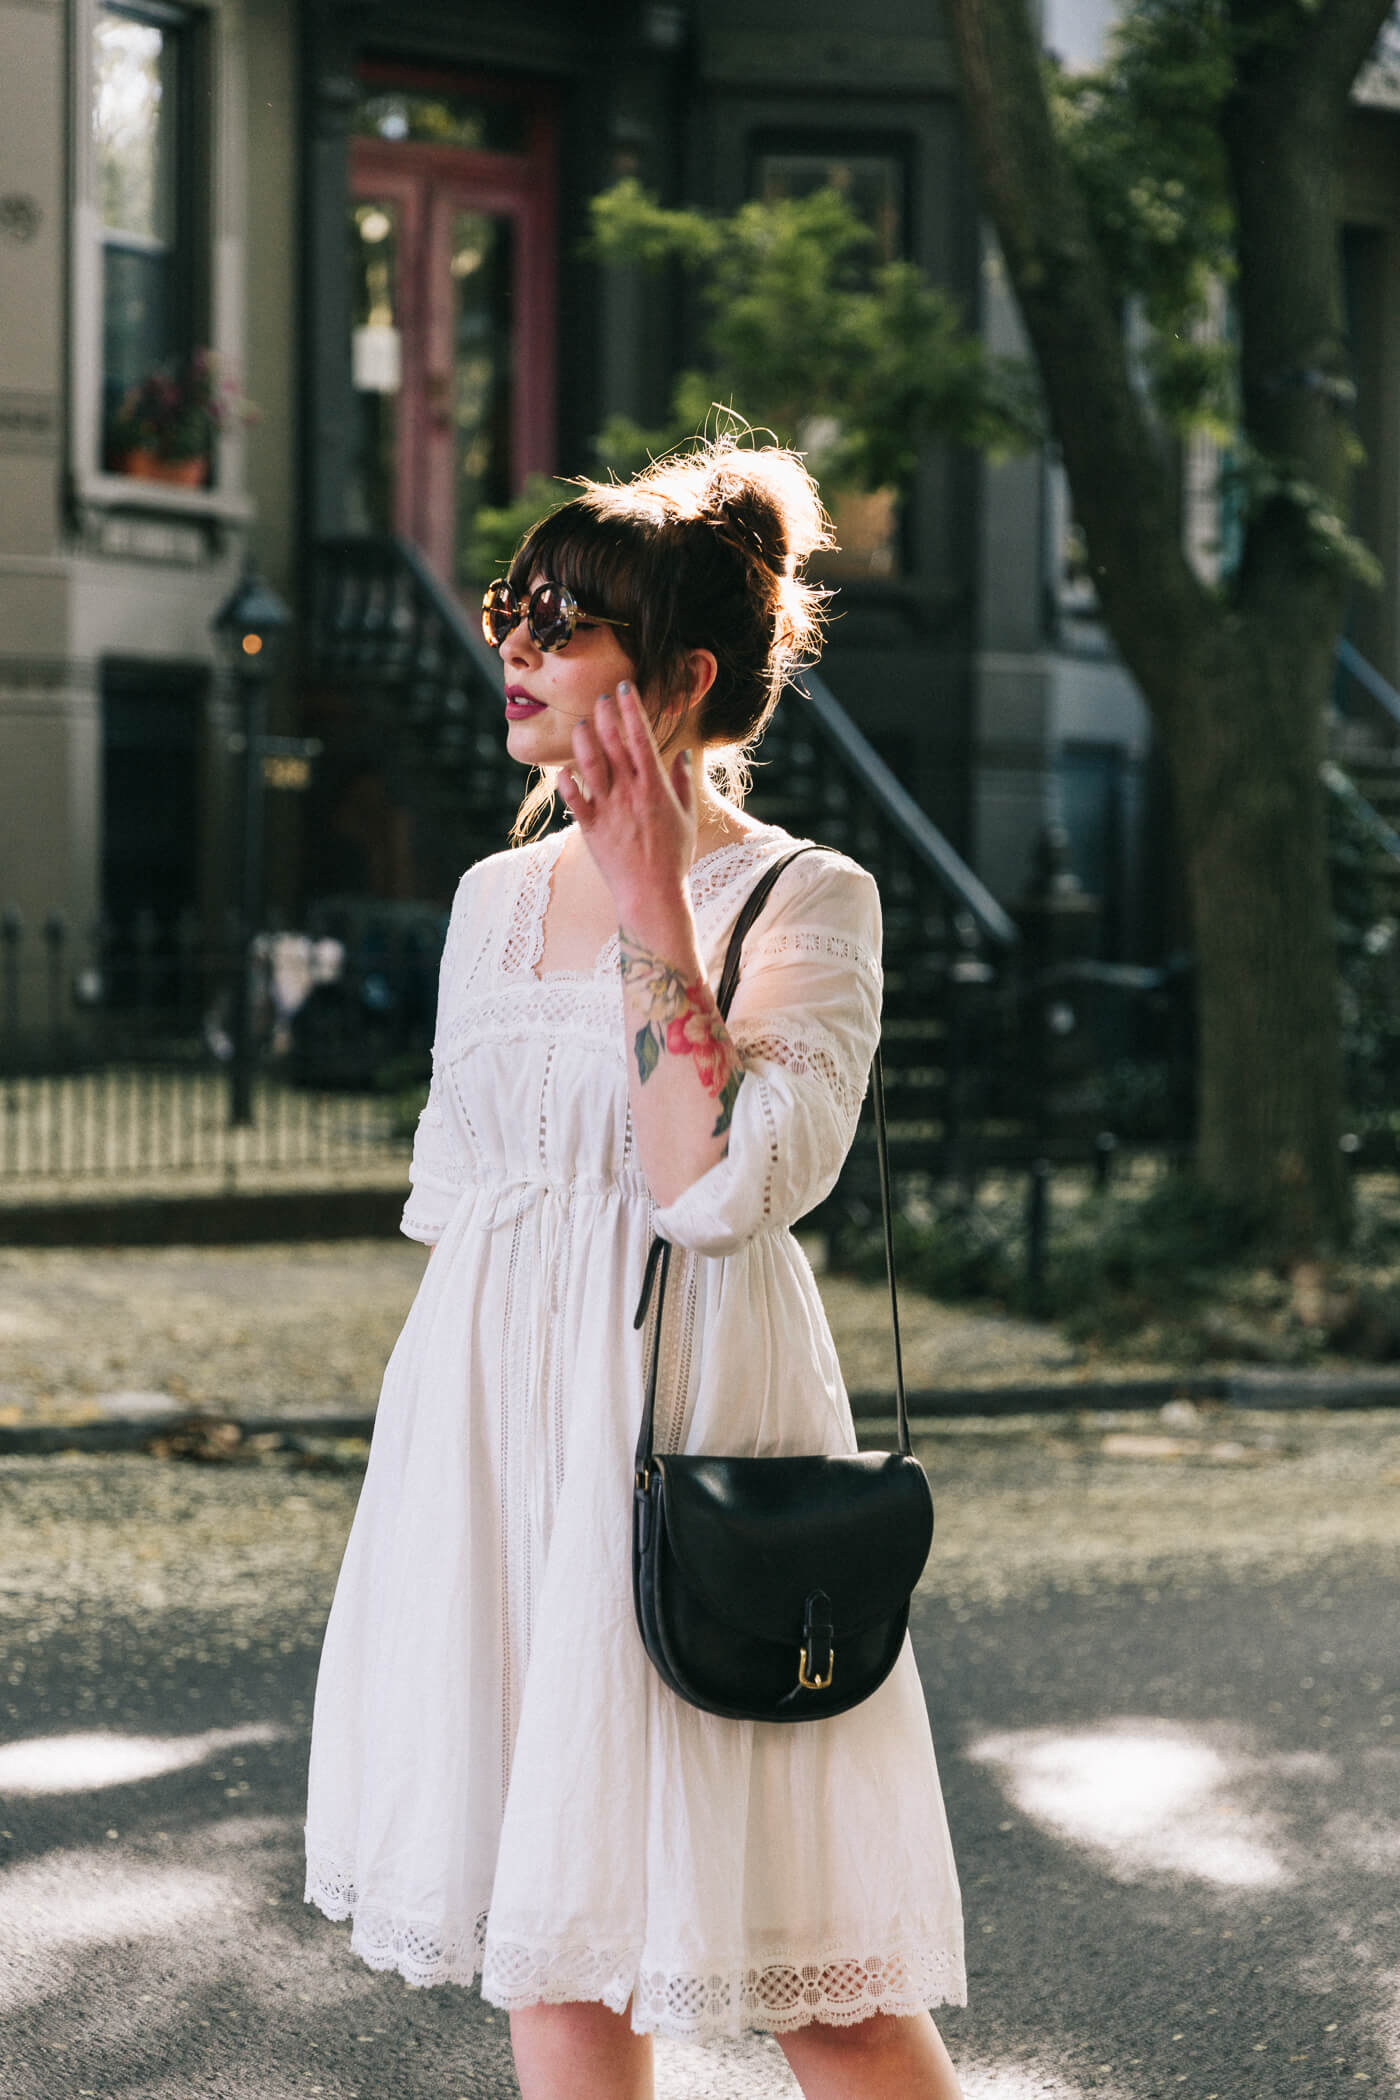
[0,1432,1396,2099]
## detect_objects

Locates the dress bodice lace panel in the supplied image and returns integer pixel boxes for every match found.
[402,824,884,1255]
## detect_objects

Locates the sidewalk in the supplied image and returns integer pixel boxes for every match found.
[4,1232,1400,1454]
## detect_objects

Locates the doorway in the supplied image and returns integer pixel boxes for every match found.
[347,67,558,598]
[100,657,207,1000]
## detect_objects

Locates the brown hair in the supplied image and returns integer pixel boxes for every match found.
[505,438,834,844]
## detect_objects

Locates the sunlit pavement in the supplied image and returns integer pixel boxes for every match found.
[1,1410,1397,2098]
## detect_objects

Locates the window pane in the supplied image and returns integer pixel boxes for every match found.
[450,209,514,593]
[96,5,196,472]
[346,199,402,535]
[103,245,176,403]
[756,153,904,265]
[355,86,525,153]
[94,8,178,243]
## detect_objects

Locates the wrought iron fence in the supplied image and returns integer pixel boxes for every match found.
[0,908,434,1192]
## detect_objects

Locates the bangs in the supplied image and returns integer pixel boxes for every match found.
[507,492,690,706]
[508,502,653,633]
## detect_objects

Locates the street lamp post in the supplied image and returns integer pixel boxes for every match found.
[212,559,293,1129]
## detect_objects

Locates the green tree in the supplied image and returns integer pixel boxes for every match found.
[940,0,1395,1252]
[585,178,1037,486]
[470,180,1038,571]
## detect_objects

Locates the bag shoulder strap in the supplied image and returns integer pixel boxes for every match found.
[632,844,910,1480]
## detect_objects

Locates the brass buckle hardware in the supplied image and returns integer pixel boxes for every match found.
[635,1465,652,1493]
[798,1643,835,1691]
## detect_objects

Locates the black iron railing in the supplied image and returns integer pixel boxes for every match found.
[307,535,521,877]
[1335,636,1400,740]
[0,912,427,1189]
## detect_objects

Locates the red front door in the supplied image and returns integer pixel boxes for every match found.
[348,70,557,596]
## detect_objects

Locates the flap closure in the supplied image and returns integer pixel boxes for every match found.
[652,1452,933,1643]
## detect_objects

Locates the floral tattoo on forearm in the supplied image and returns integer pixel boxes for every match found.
[618,930,746,1138]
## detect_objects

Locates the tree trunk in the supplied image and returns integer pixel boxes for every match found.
[1165,632,1352,1248]
[938,0,1389,1253]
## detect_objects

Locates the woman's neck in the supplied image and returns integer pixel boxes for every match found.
[691,784,767,859]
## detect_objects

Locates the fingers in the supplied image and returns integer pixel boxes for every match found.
[614,682,657,769]
[612,684,685,817]
[570,683,686,834]
[592,684,649,785]
[554,764,590,821]
[570,717,613,804]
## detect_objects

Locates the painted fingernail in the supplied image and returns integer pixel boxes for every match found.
[617,680,632,696]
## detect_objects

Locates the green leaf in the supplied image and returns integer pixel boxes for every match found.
[634,1023,661,1085]
[711,1069,744,1138]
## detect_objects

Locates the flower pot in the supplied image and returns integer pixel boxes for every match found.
[824,488,900,578]
[120,449,209,488]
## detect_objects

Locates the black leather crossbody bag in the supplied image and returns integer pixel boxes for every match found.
[630,846,933,1723]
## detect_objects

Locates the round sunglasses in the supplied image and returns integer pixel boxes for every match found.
[481,579,629,654]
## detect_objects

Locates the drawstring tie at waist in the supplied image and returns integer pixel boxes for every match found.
[454,1169,656,1237]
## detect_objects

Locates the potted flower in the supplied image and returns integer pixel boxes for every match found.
[106,350,259,486]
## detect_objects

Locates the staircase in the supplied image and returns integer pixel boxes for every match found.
[1330,638,1400,912]
[306,535,1020,1218]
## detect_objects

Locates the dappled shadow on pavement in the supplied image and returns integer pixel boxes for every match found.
[0,1437,1396,2098]
[919,1444,1400,2098]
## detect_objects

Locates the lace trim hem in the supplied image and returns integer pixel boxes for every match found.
[485,1939,967,2036]
[304,1852,965,2036]
[305,1851,489,1990]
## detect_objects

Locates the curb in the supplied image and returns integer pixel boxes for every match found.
[0,1412,378,1457]
[0,1189,407,1248]
[858,1370,1400,1415]
[6,1370,1400,1456]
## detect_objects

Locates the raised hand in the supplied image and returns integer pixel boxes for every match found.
[554,683,697,922]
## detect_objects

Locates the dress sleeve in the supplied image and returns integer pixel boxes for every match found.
[400,1062,459,1246]
[400,867,477,1246]
[651,852,882,1258]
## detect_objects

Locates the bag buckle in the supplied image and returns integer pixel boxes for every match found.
[798,1589,835,1691]
[798,1643,835,1691]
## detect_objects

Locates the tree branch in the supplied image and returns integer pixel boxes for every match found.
[941,0,1213,714]
[1229,0,1395,115]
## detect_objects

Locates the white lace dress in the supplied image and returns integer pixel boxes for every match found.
[302,821,966,2039]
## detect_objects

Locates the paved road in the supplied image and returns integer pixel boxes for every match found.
[1,1408,1397,2099]
[0,1236,1081,1429]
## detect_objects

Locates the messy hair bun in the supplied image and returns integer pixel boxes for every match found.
[506,436,835,841]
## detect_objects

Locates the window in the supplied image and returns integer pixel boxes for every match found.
[355,85,527,154]
[750,134,913,576]
[753,146,907,271]
[93,2,202,473]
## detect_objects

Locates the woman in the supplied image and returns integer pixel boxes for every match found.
[303,440,966,2099]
